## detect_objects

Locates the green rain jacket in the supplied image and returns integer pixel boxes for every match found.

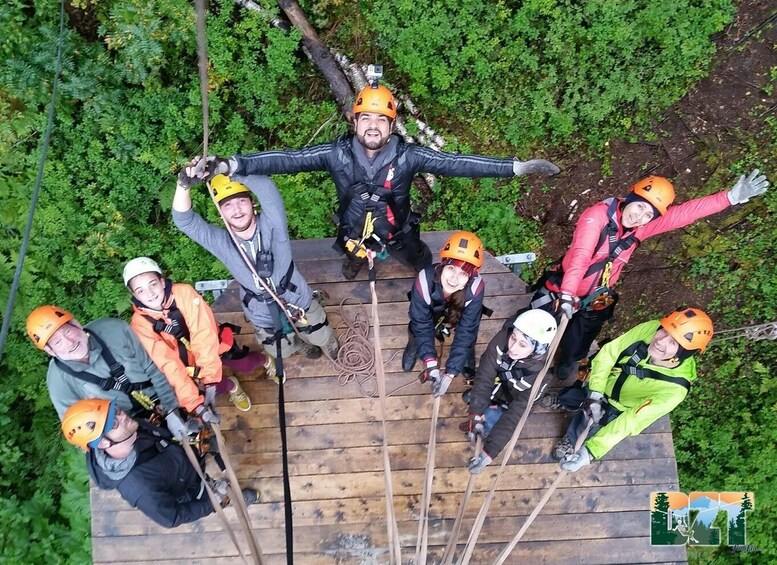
[585,320,697,459]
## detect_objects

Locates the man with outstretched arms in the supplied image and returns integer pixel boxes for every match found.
[198,82,559,279]
[173,169,338,368]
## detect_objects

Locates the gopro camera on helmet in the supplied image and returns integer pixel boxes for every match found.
[366,64,383,87]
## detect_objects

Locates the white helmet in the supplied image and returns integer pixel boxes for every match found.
[513,309,558,355]
[123,257,162,287]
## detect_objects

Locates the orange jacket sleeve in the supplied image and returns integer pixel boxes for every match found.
[129,310,204,413]
[172,283,224,386]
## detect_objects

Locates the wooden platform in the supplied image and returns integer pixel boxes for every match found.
[91,232,687,564]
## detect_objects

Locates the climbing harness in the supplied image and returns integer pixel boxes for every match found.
[453,316,569,565]
[53,331,158,417]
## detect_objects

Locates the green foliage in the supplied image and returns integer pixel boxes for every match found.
[360,0,734,150]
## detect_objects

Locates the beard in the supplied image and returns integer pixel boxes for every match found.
[357,130,390,151]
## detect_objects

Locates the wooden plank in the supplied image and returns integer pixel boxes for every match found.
[92,482,680,536]
[91,512,682,562]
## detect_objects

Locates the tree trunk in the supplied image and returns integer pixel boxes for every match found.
[276,0,355,121]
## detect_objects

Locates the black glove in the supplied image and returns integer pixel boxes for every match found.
[177,168,202,190]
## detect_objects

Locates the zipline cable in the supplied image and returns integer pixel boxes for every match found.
[439,437,482,565]
[0,0,66,364]
[180,438,251,564]
[367,253,402,565]
[193,2,264,561]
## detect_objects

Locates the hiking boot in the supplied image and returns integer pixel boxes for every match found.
[341,257,365,280]
[461,366,476,386]
[227,377,252,412]
[322,333,340,360]
[241,488,259,506]
[402,341,418,372]
[461,388,472,405]
[540,393,574,411]
[555,361,579,381]
[299,342,322,359]
[262,354,276,377]
[552,437,574,461]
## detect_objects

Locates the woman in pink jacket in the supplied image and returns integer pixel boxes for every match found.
[528,169,768,380]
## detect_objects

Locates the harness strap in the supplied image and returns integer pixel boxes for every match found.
[241,260,297,307]
[142,298,192,369]
[609,341,691,403]
[54,331,155,414]
[582,199,640,293]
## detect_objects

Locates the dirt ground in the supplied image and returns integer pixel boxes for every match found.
[519,0,777,335]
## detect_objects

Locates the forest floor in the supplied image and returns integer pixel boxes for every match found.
[518,0,776,335]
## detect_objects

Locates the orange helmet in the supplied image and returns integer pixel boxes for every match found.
[353,85,397,120]
[440,231,484,274]
[61,399,116,451]
[660,307,714,353]
[26,305,74,350]
[629,176,675,215]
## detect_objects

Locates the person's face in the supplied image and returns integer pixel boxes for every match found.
[621,200,655,228]
[440,264,470,294]
[355,112,392,151]
[648,328,680,362]
[220,196,256,234]
[129,272,165,310]
[44,322,89,362]
[98,409,139,456]
[507,329,535,360]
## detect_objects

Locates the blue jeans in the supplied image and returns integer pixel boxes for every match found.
[483,406,504,436]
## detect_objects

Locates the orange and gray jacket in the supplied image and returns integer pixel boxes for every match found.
[236,134,515,244]
[130,281,223,414]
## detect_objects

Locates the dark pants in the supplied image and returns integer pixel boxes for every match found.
[509,285,617,365]
[564,400,622,451]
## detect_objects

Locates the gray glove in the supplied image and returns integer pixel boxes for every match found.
[204,155,238,179]
[513,159,560,177]
[195,403,220,425]
[208,478,230,507]
[165,410,190,440]
[556,292,578,320]
[467,452,493,474]
[204,385,217,410]
[560,446,592,472]
[431,372,454,397]
[582,391,605,424]
[727,169,769,205]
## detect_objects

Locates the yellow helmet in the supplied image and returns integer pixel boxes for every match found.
[209,175,251,204]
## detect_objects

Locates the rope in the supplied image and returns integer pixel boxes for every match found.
[212,422,264,564]
[368,254,402,565]
[0,0,66,364]
[180,438,250,563]
[457,316,570,565]
[490,418,593,565]
[440,437,482,565]
[711,321,777,342]
[414,396,440,564]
